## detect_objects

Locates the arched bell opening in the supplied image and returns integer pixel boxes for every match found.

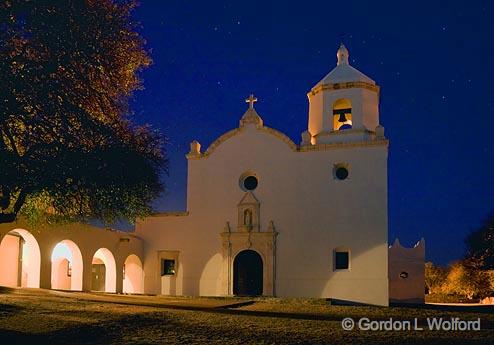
[332,98,353,131]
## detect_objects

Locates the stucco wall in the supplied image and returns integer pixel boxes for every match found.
[0,234,21,287]
[388,238,425,303]
[137,121,389,306]
[52,258,71,290]
[308,88,379,138]
[0,220,144,293]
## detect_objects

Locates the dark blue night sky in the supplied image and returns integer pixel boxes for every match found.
[129,1,493,265]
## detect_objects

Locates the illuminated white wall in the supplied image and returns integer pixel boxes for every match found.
[0,234,21,287]
[0,222,143,293]
[136,46,391,305]
[123,254,144,294]
[51,240,83,291]
[389,238,425,303]
[0,229,40,288]
[51,258,71,290]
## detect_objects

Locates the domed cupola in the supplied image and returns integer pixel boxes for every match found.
[304,44,383,145]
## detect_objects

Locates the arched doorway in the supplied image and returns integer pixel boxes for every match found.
[122,254,143,294]
[91,248,116,292]
[51,240,83,291]
[233,250,263,296]
[0,229,40,288]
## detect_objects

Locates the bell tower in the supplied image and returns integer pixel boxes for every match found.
[303,44,383,145]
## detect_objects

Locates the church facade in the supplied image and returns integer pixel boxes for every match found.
[136,45,390,306]
[0,45,425,306]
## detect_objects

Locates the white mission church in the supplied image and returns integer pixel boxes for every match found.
[0,45,424,306]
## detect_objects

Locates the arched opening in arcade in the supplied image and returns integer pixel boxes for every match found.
[122,254,144,294]
[0,229,40,288]
[51,240,83,291]
[91,248,116,292]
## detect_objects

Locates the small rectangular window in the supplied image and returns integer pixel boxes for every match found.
[334,251,349,270]
[161,259,176,276]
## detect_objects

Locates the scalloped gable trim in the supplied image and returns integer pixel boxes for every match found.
[187,125,298,159]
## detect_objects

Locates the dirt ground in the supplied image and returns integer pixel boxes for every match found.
[0,287,493,344]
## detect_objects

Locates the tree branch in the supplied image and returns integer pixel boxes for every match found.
[0,187,29,224]
[2,124,20,157]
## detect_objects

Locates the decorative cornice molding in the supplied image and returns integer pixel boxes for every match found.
[313,128,368,138]
[308,81,380,97]
[220,231,277,237]
[299,139,388,151]
[186,121,387,160]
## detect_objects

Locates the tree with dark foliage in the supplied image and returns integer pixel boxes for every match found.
[458,210,494,299]
[0,0,166,225]
[464,210,494,271]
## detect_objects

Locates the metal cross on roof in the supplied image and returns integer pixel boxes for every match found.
[245,94,257,109]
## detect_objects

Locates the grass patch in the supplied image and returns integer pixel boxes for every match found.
[0,288,492,344]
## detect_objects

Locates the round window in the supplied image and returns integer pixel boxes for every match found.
[335,166,349,180]
[243,175,258,191]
